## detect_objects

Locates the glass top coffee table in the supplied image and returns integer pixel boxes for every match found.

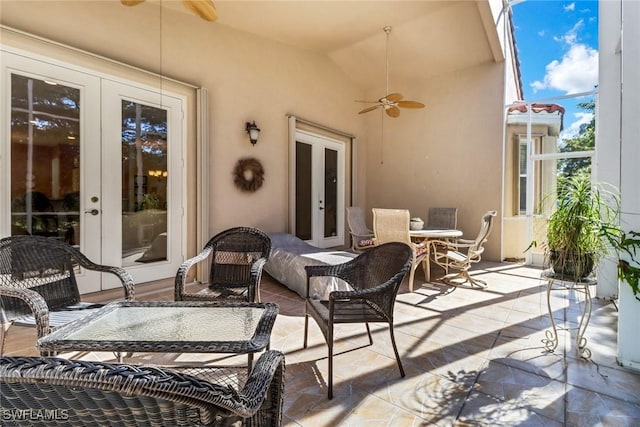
[37,301,279,368]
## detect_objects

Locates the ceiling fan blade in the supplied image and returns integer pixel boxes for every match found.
[384,93,404,102]
[182,0,218,22]
[385,106,401,118]
[397,100,426,109]
[358,105,382,114]
[355,100,379,104]
[121,0,145,5]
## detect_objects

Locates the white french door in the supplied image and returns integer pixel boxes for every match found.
[101,80,184,285]
[1,50,184,293]
[292,130,345,248]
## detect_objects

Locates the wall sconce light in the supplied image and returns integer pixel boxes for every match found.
[245,121,261,145]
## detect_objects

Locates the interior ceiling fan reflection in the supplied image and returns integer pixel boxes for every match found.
[356,26,425,118]
[121,0,217,22]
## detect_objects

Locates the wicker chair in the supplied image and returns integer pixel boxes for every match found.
[427,207,458,229]
[430,210,497,289]
[346,207,376,252]
[0,235,135,356]
[372,208,428,292]
[175,227,271,303]
[303,242,413,399]
[0,350,285,426]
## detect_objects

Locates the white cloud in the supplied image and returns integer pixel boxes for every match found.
[560,112,593,139]
[553,19,583,44]
[531,20,598,94]
[564,2,576,12]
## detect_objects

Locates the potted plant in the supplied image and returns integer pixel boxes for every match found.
[609,228,640,369]
[542,173,620,280]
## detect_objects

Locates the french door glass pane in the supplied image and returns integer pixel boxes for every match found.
[295,141,312,240]
[324,148,338,238]
[121,101,168,266]
[10,74,81,244]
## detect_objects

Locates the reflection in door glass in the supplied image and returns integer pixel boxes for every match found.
[295,142,312,240]
[324,148,338,238]
[121,101,168,266]
[10,74,81,244]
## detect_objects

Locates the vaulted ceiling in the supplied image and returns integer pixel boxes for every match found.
[164,0,506,90]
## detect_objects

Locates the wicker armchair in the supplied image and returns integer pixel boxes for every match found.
[430,210,497,288]
[0,235,135,356]
[346,207,376,252]
[0,350,285,426]
[175,227,271,303]
[373,208,428,292]
[302,242,413,399]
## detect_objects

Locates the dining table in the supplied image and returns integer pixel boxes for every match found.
[409,227,463,281]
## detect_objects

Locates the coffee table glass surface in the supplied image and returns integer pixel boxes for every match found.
[37,301,278,355]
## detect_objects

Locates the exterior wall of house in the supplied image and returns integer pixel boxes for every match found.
[503,123,555,261]
[0,1,368,260]
[598,0,624,299]
[363,61,505,261]
[600,0,640,367]
[1,0,513,264]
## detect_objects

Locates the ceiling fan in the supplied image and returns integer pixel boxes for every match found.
[121,0,217,22]
[356,26,425,117]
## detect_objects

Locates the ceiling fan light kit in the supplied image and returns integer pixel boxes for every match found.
[356,26,425,118]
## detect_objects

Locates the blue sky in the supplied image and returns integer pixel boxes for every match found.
[511,0,599,138]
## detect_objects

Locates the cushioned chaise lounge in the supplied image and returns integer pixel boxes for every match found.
[264,233,356,298]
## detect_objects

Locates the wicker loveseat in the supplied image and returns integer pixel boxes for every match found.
[0,350,285,426]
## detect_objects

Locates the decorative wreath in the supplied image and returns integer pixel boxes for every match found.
[233,157,265,193]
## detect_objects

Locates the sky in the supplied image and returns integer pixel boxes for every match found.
[510,0,599,139]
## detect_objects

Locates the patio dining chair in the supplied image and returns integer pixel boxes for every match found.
[0,235,135,356]
[346,206,376,252]
[430,210,497,289]
[175,226,271,303]
[373,208,428,291]
[427,207,458,229]
[303,242,413,399]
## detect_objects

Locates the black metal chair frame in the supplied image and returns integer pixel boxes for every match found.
[302,242,413,399]
[0,235,135,356]
[175,227,271,303]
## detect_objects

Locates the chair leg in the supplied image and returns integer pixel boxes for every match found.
[388,324,405,378]
[408,263,417,292]
[303,312,309,348]
[328,324,334,399]
[424,254,431,282]
[365,322,373,345]
[0,323,8,355]
[442,269,487,289]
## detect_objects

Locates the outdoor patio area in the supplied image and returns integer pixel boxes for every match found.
[4,261,640,426]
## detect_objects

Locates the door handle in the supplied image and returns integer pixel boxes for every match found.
[319,207,324,210]
[84,209,100,216]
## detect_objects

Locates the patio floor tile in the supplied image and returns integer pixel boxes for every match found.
[4,261,640,426]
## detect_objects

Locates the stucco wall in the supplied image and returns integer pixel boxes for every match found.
[1,0,510,263]
[0,0,368,251]
[363,62,504,261]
